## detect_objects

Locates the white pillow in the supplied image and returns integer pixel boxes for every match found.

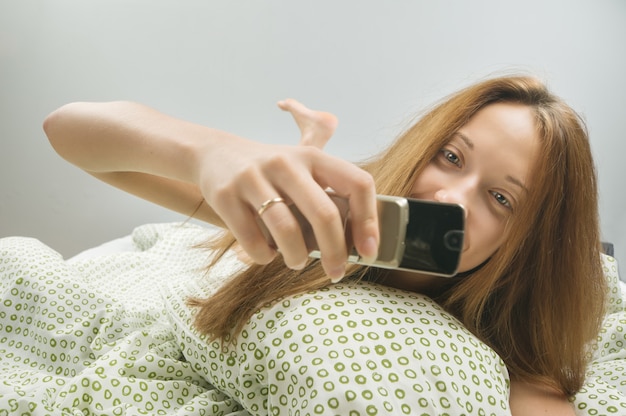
[67,235,137,262]
[571,254,626,415]
[164,261,511,415]
[600,253,623,315]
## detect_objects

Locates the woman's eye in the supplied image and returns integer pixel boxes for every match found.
[442,149,461,166]
[491,191,512,209]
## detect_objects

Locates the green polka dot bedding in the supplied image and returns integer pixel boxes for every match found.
[0,223,624,415]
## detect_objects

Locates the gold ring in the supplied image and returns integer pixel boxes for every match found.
[257,197,285,216]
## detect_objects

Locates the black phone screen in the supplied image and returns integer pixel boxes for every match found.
[399,200,464,276]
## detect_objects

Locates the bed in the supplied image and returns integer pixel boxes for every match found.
[1,222,624,415]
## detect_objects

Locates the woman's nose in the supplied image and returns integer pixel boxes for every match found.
[434,188,470,218]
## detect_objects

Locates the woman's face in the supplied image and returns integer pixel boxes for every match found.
[410,102,540,273]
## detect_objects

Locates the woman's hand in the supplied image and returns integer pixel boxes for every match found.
[193,99,379,281]
[44,99,379,282]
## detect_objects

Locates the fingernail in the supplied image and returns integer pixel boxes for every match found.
[329,264,346,283]
[360,237,379,264]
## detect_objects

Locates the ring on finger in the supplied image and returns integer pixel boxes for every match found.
[257,197,286,216]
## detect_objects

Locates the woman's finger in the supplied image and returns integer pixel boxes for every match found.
[268,148,379,279]
[277,174,350,281]
[209,189,278,265]
[211,182,314,272]
[249,189,311,271]
[277,100,379,274]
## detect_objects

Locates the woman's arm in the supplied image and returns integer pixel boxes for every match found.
[44,101,230,225]
[43,101,379,281]
[509,381,575,416]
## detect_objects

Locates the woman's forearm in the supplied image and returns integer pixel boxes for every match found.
[43,101,230,225]
[43,100,380,281]
[44,101,243,184]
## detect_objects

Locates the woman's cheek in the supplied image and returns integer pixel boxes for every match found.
[460,226,506,272]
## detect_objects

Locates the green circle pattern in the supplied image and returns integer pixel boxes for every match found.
[1,225,245,415]
[168,274,512,415]
[1,223,626,415]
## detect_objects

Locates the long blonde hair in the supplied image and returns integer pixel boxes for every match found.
[189,75,606,395]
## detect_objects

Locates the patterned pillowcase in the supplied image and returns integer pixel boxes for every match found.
[570,253,626,414]
[163,258,511,415]
[600,253,623,315]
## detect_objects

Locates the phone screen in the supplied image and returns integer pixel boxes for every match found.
[399,199,464,275]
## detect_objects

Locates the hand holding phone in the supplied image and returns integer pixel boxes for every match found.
[258,192,465,277]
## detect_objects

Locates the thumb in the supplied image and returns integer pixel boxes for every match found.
[277,98,338,149]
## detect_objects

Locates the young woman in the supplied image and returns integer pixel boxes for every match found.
[44,75,607,415]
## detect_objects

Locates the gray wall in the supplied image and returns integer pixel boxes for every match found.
[2,1,625,266]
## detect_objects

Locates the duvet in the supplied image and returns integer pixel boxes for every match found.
[1,223,624,415]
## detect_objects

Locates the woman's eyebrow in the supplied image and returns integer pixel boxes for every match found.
[507,175,528,193]
[454,132,474,150]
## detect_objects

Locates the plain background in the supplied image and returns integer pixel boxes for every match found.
[1,1,625,266]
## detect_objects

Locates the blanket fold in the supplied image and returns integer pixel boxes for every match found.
[1,223,625,415]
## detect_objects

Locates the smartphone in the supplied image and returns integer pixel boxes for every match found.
[258,193,465,277]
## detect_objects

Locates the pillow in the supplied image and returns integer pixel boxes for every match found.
[164,256,511,415]
[571,254,626,414]
[600,253,622,316]
[157,225,625,416]
[67,235,137,262]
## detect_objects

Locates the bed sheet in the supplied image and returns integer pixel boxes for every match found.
[0,222,624,415]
